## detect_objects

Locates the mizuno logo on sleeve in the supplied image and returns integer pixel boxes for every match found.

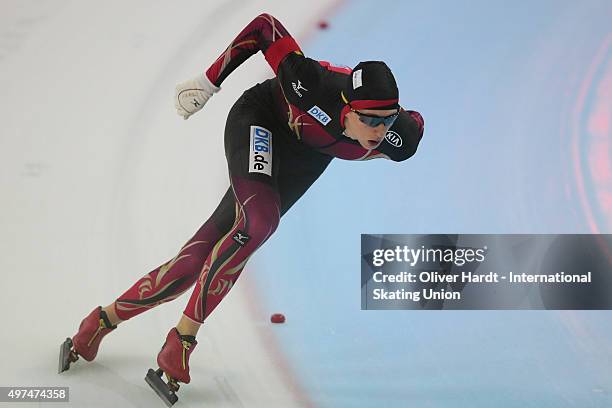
[291,80,308,97]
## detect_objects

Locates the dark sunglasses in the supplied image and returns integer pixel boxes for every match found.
[351,108,400,128]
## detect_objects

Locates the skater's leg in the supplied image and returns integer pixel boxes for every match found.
[182,175,280,327]
[107,147,328,330]
[155,175,280,385]
[170,157,333,336]
[152,157,327,382]
[173,139,332,336]
[62,189,236,367]
[111,188,236,322]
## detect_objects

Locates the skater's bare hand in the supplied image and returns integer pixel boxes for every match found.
[174,74,220,120]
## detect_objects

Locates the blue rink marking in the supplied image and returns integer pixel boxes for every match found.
[254,1,612,407]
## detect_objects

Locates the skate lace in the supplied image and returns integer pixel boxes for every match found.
[86,319,106,347]
[181,340,192,370]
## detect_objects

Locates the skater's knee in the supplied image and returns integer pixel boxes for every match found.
[240,205,280,244]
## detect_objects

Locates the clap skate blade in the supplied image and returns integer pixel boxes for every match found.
[145,368,179,407]
[58,338,79,374]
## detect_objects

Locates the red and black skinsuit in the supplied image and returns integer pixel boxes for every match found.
[112,14,424,325]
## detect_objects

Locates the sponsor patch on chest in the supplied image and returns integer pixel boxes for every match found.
[249,125,272,176]
[307,105,332,126]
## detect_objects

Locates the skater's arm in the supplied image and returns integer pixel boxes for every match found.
[205,13,303,87]
[175,13,298,120]
[175,14,319,119]
[376,110,425,161]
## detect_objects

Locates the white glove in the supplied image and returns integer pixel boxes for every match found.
[174,73,220,120]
